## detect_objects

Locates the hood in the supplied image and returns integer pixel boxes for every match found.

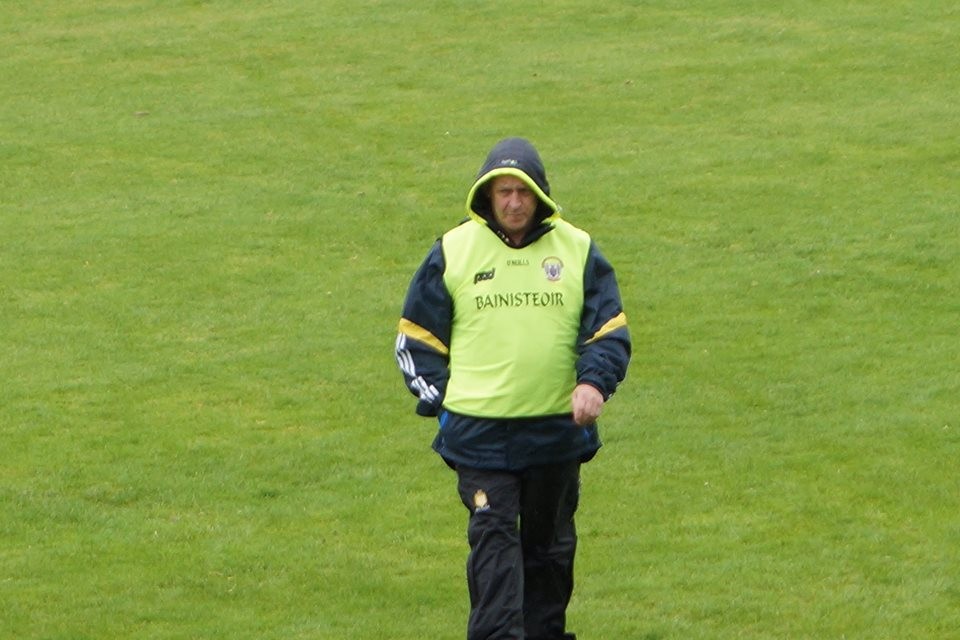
[465,137,561,226]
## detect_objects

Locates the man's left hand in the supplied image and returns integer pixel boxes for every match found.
[572,383,604,426]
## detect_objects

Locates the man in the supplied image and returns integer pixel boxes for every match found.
[395,137,631,640]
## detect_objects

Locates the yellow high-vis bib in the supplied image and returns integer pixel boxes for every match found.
[441,219,591,418]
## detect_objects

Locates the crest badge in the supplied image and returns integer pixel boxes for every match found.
[542,257,563,282]
[473,490,490,513]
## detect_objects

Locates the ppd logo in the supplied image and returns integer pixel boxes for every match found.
[473,268,496,284]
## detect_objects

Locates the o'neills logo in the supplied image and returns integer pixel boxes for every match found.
[542,257,563,281]
[475,291,564,310]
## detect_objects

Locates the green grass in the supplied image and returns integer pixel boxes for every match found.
[2,1,958,638]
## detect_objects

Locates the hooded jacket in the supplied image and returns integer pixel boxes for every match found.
[396,138,631,470]
[466,137,559,246]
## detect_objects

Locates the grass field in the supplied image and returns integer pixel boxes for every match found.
[2,1,958,638]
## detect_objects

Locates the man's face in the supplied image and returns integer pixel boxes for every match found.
[489,175,539,240]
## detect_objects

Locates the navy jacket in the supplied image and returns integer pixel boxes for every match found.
[395,138,631,470]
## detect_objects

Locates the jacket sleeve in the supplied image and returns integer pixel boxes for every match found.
[395,241,452,417]
[576,241,631,399]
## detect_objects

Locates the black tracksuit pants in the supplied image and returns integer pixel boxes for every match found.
[455,462,580,640]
